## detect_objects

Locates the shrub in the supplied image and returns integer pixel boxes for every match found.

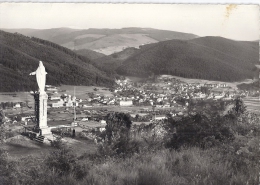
[137,166,173,185]
[50,136,64,149]
[45,146,88,180]
[165,113,235,149]
[0,149,19,185]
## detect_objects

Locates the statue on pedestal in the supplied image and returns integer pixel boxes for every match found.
[29,61,48,93]
[29,61,51,137]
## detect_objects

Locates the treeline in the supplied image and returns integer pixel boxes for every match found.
[237,79,260,90]
[0,102,25,109]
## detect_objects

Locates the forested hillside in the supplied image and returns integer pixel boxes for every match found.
[74,49,106,60]
[116,37,259,82]
[88,47,139,75]
[109,47,139,61]
[0,30,114,92]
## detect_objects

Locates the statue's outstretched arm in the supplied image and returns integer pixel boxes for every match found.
[29,71,36,75]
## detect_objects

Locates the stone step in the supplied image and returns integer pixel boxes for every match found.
[34,136,45,143]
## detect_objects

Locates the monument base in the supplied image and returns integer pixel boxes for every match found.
[40,126,52,135]
[40,127,54,144]
[43,134,54,144]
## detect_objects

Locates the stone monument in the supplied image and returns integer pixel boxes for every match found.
[30,61,51,136]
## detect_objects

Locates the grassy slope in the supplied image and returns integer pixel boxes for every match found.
[0,30,114,92]
[74,49,106,60]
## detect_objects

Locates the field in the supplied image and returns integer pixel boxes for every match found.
[46,104,182,123]
[242,96,260,114]
[125,76,144,82]
[0,85,113,106]
[0,92,34,105]
[59,85,113,99]
[86,105,182,113]
[127,75,256,91]
[72,34,158,55]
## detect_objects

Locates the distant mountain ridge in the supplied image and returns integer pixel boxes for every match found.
[115,36,259,82]
[0,30,114,92]
[75,36,259,82]
[3,27,198,55]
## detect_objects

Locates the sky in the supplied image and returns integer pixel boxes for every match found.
[0,3,259,41]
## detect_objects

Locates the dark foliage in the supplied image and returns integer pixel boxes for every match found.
[0,110,5,125]
[104,112,132,142]
[46,146,88,180]
[98,112,137,157]
[0,149,18,185]
[230,97,247,116]
[165,113,235,149]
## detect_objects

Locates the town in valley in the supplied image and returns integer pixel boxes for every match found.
[0,4,259,185]
[1,74,259,141]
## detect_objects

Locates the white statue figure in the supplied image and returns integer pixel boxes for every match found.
[30,61,48,93]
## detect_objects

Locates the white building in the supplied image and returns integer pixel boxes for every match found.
[98,126,106,132]
[65,102,73,107]
[153,115,167,120]
[13,103,21,108]
[119,100,133,106]
[100,120,106,125]
[47,87,57,91]
[49,96,61,100]
[52,100,64,108]
[214,95,224,99]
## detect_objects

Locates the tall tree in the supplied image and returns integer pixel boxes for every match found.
[232,97,247,115]
[99,112,133,156]
[0,109,6,125]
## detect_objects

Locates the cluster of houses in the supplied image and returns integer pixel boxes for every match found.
[204,83,227,88]
[49,94,80,108]
[87,94,116,106]
[14,79,246,124]
[112,78,236,109]
[26,79,243,111]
